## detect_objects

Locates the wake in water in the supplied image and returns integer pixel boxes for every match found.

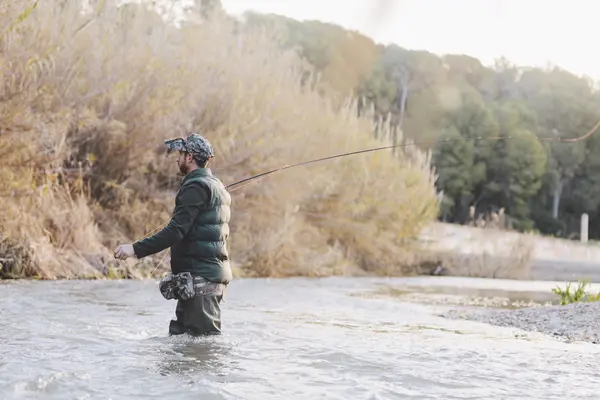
[151,337,237,378]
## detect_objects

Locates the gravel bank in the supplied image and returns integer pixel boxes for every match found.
[442,301,600,344]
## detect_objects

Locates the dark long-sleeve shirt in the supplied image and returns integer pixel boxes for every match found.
[133,176,209,259]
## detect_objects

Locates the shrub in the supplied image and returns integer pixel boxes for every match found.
[0,1,439,279]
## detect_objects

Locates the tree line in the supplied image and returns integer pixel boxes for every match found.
[243,12,600,240]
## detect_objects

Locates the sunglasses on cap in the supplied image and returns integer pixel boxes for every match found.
[164,137,188,154]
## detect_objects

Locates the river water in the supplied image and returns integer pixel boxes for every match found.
[1,276,599,399]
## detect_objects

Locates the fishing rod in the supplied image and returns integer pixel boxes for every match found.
[224,137,463,192]
[226,116,600,191]
[136,118,600,240]
[225,117,600,191]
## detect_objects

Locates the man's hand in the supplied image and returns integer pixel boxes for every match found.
[114,244,136,260]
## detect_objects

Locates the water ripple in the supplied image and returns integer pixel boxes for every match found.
[1,277,600,399]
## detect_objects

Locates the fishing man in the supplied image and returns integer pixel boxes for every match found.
[113,133,232,336]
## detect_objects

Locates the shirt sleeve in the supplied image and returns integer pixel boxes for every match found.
[132,182,209,259]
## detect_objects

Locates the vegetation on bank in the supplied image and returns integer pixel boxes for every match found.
[552,280,600,305]
[0,1,440,280]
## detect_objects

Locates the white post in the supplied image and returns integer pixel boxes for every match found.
[581,213,589,243]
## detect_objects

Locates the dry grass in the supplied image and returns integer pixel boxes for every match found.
[424,234,535,280]
[0,1,440,279]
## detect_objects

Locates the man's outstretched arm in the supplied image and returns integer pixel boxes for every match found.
[114,183,208,260]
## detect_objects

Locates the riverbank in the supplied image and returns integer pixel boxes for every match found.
[0,243,170,280]
[353,276,600,344]
[3,223,600,282]
[442,301,600,344]
[420,222,600,282]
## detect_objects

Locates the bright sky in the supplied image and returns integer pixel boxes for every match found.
[221,0,600,81]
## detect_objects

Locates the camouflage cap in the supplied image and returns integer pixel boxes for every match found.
[164,133,214,162]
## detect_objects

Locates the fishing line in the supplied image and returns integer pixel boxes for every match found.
[225,117,600,192]
[125,117,600,278]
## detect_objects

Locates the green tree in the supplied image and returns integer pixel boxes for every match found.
[516,67,594,220]
[483,129,547,230]
[433,90,497,222]
[433,128,485,222]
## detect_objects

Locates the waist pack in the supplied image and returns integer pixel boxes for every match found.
[159,272,225,301]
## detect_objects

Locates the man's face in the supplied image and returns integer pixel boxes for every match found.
[176,151,193,174]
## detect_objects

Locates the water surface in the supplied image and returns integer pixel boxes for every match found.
[1,277,599,399]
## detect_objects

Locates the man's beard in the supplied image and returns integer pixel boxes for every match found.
[178,163,189,174]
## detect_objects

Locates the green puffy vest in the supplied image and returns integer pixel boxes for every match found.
[170,169,233,284]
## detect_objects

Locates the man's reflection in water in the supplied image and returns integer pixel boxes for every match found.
[156,336,236,378]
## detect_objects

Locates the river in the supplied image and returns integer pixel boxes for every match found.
[1,276,599,399]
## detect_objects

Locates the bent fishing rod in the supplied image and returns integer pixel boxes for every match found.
[225,136,480,192]
[226,117,600,191]
[137,118,600,240]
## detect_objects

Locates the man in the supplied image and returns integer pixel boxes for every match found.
[114,133,232,336]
